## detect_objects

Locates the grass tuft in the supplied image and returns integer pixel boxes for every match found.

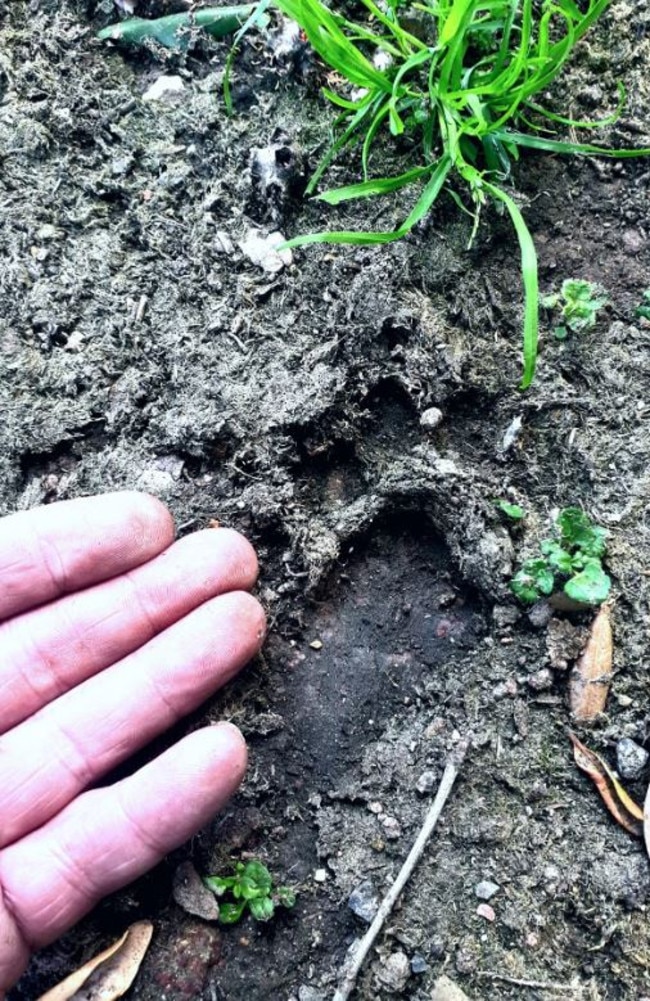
[273,0,650,387]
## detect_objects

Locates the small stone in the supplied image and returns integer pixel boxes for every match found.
[420,407,443,429]
[298,988,326,1001]
[214,230,235,255]
[142,74,186,103]
[528,600,553,628]
[239,228,293,273]
[476,903,495,922]
[475,880,499,901]
[492,679,518,699]
[546,617,588,670]
[410,953,428,974]
[381,815,401,839]
[622,229,645,253]
[36,224,59,241]
[368,801,383,814]
[616,694,633,708]
[348,879,379,923]
[492,604,520,627]
[431,976,473,1001]
[309,639,323,650]
[313,868,328,883]
[375,951,410,993]
[527,668,553,692]
[616,738,649,780]
[416,771,437,794]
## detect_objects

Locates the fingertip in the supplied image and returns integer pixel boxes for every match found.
[212,721,248,783]
[209,527,259,588]
[125,492,175,550]
[231,590,267,650]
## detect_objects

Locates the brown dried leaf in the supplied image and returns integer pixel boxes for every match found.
[570,732,643,838]
[569,602,613,722]
[36,921,153,1001]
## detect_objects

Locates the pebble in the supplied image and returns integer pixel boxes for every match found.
[348,879,379,923]
[492,603,520,627]
[623,228,645,253]
[616,737,649,780]
[298,988,326,1001]
[475,879,500,901]
[416,771,437,794]
[476,903,496,922]
[420,407,443,429]
[526,668,554,691]
[528,600,553,628]
[381,815,401,839]
[142,74,186,103]
[431,976,473,1001]
[492,678,518,699]
[375,951,410,993]
[410,953,428,974]
[313,868,328,883]
[238,228,293,273]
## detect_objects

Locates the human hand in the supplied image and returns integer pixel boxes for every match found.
[0,492,265,995]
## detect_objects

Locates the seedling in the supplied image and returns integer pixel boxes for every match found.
[511,507,610,605]
[272,0,650,387]
[635,289,650,321]
[542,279,608,340]
[494,499,525,521]
[204,860,296,924]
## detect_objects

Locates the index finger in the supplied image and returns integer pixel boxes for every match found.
[0,492,175,622]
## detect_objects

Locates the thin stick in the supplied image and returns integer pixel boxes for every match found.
[333,736,471,1001]
[477,971,586,993]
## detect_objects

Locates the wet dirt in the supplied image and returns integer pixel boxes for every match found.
[2,1,650,999]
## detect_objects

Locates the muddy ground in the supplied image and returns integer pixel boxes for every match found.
[2,1,650,998]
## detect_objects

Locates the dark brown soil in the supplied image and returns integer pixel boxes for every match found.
[2,1,650,998]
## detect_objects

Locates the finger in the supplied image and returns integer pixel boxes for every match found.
[0,492,174,622]
[0,528,258,731]
[0,724,246,980]
[0,592,265,848]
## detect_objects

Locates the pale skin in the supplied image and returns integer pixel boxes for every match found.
[0,492,266,996]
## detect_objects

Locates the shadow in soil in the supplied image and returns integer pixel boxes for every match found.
[267,512,483,787]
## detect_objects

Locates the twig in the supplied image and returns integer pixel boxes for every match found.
[333,736,471,1001]
[477,971,586,993]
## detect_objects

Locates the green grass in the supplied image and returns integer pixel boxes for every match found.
[273,0,650,387]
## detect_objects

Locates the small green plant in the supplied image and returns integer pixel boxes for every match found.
[204,861,296,924]
[494,498,525,521]
[635,289,650,321]
[273,0,650,387]
[542,278,608,340]
[510,507,610,605]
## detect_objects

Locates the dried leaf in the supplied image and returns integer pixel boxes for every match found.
[570,732,643,838]
[37,921,153,1001]
[569,602,613,722]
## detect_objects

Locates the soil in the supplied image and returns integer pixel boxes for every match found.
[2,1,650,999]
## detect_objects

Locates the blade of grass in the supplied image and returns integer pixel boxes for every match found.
[484,180,538,388]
